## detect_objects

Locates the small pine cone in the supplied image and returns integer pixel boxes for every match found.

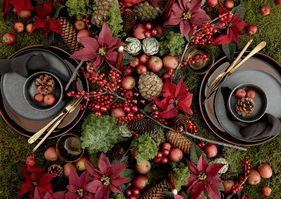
[122,11,137,32]
[35,74,55,95]
[140,179,170,199]
[172,114,189,133]
[167,131,192,154]
[128,118,158,135]
[48,164,63,177]
[59,17,81,54]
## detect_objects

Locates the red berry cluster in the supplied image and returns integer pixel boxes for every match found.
[82,18,92,29]
[150,103,168,125]
[125,185,140,199]
[231,158,251,194]
[153,142,172,164]
[143,23,158,38]
[188,54,209,65]
[218,12,234,29]
[191,23,218,45]
[119,2,133,13]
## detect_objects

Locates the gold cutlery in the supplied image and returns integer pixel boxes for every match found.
[32,97,82,152]
[28,97,82,144]
[204,40,266,103]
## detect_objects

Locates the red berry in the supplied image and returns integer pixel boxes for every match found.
[260,5,271,16]
[44,94,56,106]
[161,157,169,164]
[132,188,140,195]
[162,149,170,157]
[151,29,158,36]
[144,31,151,38]
[235,88,246,99]
[156,152,163,158]
[206,0,218,8]
[224,0,234,9]
[26,156,36,167]
[246,89,256,99]
[154,157,161,163]
[161,142,172,151]
[126,189,132,196]
[247,25,257,35]
[34,93,44,103]
[275,0,281,6]
[14,22,24,32]
[145,23,153,30]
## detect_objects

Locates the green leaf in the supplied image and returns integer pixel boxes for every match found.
[52,4,65,19]
[122,52,134,65]
[222,40,237,61]
[190,143,203,164]
[120,168,135,182]
[232,4,246,19]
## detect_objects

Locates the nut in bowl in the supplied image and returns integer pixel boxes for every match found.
[23,71,63,110]
[228,84,267,123]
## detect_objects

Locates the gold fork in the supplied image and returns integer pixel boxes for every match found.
[28,97,82,144]
[32,97,82,152]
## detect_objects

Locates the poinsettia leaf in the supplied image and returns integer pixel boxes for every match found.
[222,40,237,61]
[52,4,65,19]
[143,104,153,113]
[232,3,246,19]
[190,143,203,164]
[122,52,134,65]
[120,169,135,182]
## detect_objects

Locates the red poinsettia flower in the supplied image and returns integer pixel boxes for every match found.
[71,23,123,69]
[33,188,65,199]
[34,2,62,38]
[165,0,210,36]
[186,155,224,199]
[153,80,193,119]
[17,166,54,199]
[2,0,33,15]
[85,153,128,199]
[65,169,93,199]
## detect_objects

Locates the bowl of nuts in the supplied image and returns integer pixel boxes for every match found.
[228,84,267,123]
[23,71,63,110]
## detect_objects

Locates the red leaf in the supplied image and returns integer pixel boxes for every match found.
[162,80,176,98]
[197,155,208,172]
[214,34,231,45]
[70,48,98,61]
[10,0,33,16]
[35,2,54,19]
[159,104,178,119]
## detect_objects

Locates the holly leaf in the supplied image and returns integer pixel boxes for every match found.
[190,143,203,164]
[122,52,134,65]
[232,4,246,19]
[222,40,237,61]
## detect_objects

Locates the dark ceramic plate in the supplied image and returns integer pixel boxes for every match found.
[0,45,89,138]
[199,52,281,146]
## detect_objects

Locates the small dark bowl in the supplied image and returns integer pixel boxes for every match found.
[228,84,267,123]
[23,71,63,111]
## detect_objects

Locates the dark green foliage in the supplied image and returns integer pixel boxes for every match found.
[159,31,185,57]
[65,0,92,19]
[107,1,125,38]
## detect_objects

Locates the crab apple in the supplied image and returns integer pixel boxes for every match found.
[2,32,16,45]
[132,188,140,196]
[26,23,34,33]
[258,163,272,179]
[139,54,149,64]
[144,31,151,38]
[147,56,163,73]
[154,157,161,163]
[77,29,90,42]
[206,0,218,7]
[133,175,148,190]
[162,149,170,156]
[26,156,36,167]
[169,148,183,162]
[14,22,24,32]
[163,55,179,70]
[133,24,146,40]
[161,157,169,164]
[151,29,158,36]
[224,0,234,9]
[34,93,44,103]
[223,180,234,193]
[261,186,272,197]
[235,88,246,99]
[76,157,88,171]
[275,0,281,6]
[74,20,86,30]
[130,57,140,68]
[44,94,56,106]
[44,147,58,161]
[260,5,271,16]
[136,160,151,174]
[161,142,172,151]
[63,163,76,178]
[204,144,218,158]
[125,90,134,99]
[246,89,256,99]
[136,64,147,74]
[121,76,136,90]
[19,9,32,18]
[247,170,261,185]
[111,108,125,118]
[247,25,257,35]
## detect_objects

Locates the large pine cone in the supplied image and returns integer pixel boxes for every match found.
[167,131,192,154]
[128,118,158,135]
[122,11,137,32]
[134,1,159,21]
[138,72,163,100]
[140,179,170,199]
[91,0,115,27]
[35,74,55,95]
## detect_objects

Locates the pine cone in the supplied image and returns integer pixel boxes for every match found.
[48,164,63,177]
[128,118,158,135]
[59,17,81,54]
[106,144,126,161]
[173,114,189,133]
[140,179,170,199]
[135,1,159,21]
[167,131,192,154]
[138,72,163,100]
[91,0,116,28]
[35,74,55,95]
[122,11,137,32]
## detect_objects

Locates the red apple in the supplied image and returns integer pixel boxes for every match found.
[136,160,151,174]
[204,144,218,158]
[223,180,234,193]
[133,24,146,40]
[139,54,149,64]
[162,149,170,157]
[258,163,272,179]
[111,108,125,118]
[121,76,136,90]
[26,23,34,33]
[260,5,271,16]
[133,175,148,190]
[235,88,246,99]
[224,0,234,9]
[275,0,281,6]
[77,29,90,42]
[34,93,44,103]
[161,157,169,164]
[14,22,24,32]
[163,55,178,70]
[44,94,56,106]
[154,157,161,163]
[63,163,76,178]
[26,156,36,167]
[147,56,163,73]
[247,25,257,36]
[130,57,140,68]
[206,0,218,7]
[247,170,261,185]
[136,64,147,74]
[246,89,256,99]
[44,147,58,161]
[161,142,171,151]
[74,20,86,30]
[2,32,16,45]
[19,9,32,18]
[169,148,183,162]
[261,186,272,197]
[76,157,88,171]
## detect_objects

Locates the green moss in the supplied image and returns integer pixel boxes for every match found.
[107,1,125,38]
[159,31,186,57]
[65,0,92,19]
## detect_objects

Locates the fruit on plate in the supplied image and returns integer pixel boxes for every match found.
[76,157,88,171]
[163,55,178,70]
[14,22,24,32]
[63,162,76,178]
[247,170,261,185]
[121,76,136,90]
[261,186,272,197]
[44,147,59,161]
[34,93,44,103]
[223,180,234,193]
[138,72,163,100]
[235,88,246,99]
[258,163,272,179]
[246,89,256,99]
[260,5,271,16]
[2,32,17,45]
[169,148,183,162]
[133,175,148,190]
[44,94,56,106]
[147,56,163,73]
[204,144,218,158]
[136,160,151,174]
